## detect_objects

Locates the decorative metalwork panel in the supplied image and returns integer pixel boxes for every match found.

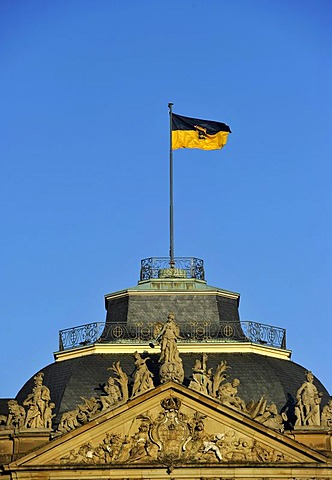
[59,320,286,351]
[140,257,205,281]
[59,322,105,350]
[241,321,286,349]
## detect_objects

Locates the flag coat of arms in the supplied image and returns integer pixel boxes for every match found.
[171,113,231,151]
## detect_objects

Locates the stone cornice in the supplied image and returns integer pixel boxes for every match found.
[54,341,292,362]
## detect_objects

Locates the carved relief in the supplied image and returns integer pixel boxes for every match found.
[59,395,290,465]
[58,361,128,434]
[155,313,184,384]
[183,411,224,462]
[150,396,189,461]
[295,371,322,427]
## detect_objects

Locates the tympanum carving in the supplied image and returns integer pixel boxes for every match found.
[59,395,290,465]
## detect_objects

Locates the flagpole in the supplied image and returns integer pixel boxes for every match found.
[168,102,175,268]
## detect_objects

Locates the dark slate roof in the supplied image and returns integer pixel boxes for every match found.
[14,352,330,428]
[102,292,243,341]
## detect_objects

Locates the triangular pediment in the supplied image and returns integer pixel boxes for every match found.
[11,382,327,469]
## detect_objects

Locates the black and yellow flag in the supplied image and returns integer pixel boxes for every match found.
[172,113,231,151]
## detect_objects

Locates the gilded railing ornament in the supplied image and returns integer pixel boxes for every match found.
[59,319,287,350]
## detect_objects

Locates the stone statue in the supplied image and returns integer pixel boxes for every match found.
[189,353,212,396]
[100,377,122,410]
[44,401,56,429]
[57,408,80,433]
[23,372,53,428]
[6,400,26,429]
[189,356,232,402]
[131,352,154,398]
[156,313,184,384]
[254,402,286,432]
[202,433,224,461]
[295,371,322,427]
[217,378,247,412]
[78,396,101,420]
[321,399,332,428]
[156,312,180,364]
[57,362,128,434]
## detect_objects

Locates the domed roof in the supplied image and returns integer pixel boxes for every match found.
[15,352,330,430]
[10,260,332,431]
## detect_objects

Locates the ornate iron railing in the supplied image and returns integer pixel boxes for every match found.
[59,322,105,351]
[241,321,286,349]
[140,257,205,281]
[58,320,286,351]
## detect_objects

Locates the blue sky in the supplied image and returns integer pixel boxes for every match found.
[1,0,331,397]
